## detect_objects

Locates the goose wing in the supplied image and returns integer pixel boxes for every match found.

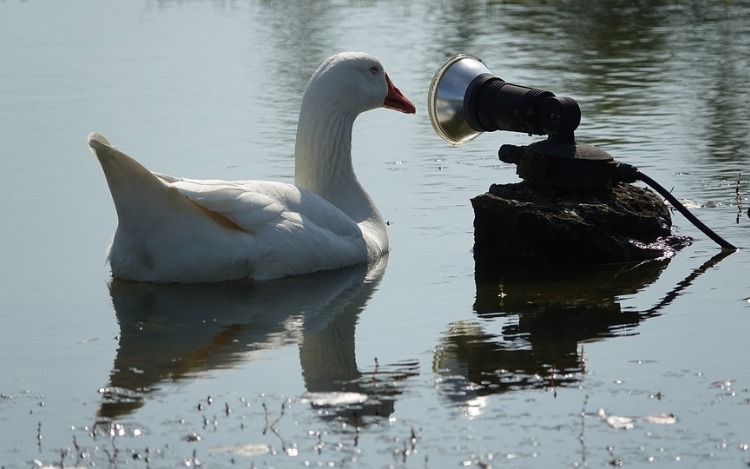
[158,175,363,240]
[162,176,368,277]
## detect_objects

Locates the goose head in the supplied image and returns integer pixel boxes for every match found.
[295,52,415,197]
[300,52,416,118]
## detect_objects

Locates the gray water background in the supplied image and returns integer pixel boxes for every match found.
[1,0,749,467]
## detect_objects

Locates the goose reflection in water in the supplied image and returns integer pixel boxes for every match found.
[98,255,416,422]
[434,257,683,417]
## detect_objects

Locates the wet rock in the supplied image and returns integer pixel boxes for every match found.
[471,181,689,263]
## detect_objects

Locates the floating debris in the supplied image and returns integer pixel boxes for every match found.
[299,392,368,407]
[710,379,735,390]
[210,444,270,457]
[597,408,677,429]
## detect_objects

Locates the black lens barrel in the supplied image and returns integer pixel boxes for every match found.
[464,74,580,142]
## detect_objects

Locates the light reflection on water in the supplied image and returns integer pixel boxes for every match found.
[1,0,749,467]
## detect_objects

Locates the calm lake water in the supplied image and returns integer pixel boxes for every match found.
[1,0,749,467]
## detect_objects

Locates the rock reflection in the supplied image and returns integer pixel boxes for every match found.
[98,256,415,422]
[435,251,731,416]
[434,258,671,416]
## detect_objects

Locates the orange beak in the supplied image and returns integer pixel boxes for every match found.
[383,73,416,114]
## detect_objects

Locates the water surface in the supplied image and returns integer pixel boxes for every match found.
[1,1,749,467]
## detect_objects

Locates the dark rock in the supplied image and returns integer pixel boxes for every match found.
[471,181,690,264]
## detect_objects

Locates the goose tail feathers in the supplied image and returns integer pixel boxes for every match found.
[87,132,194,227]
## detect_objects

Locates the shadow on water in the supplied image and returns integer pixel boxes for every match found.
[433,251,732,415]
[97,255,417,424]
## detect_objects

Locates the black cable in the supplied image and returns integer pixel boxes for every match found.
[630,168,737,252]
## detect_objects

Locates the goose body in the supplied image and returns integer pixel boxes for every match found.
[89,52,415,282]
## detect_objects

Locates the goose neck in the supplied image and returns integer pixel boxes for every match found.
[294,108,357,196]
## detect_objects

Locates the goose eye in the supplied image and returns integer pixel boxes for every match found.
[369,66,379,75]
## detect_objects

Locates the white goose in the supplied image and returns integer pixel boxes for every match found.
[89,52,415,283]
